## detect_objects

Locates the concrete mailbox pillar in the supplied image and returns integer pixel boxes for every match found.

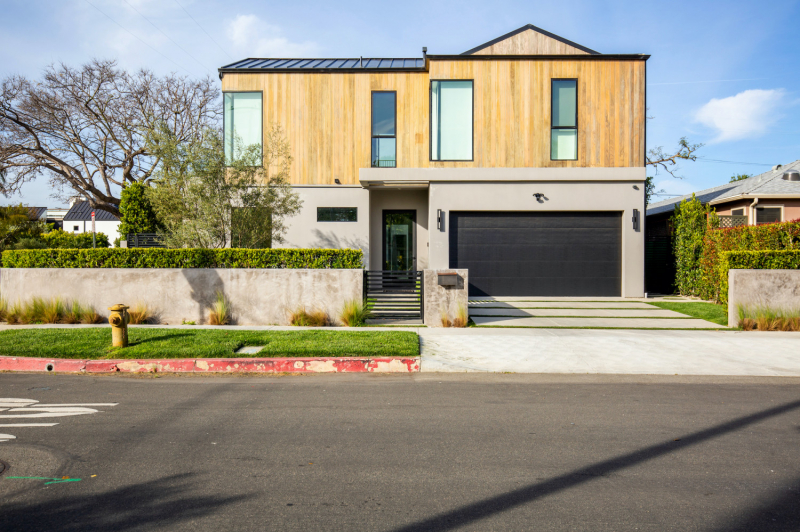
[423,269,468,327]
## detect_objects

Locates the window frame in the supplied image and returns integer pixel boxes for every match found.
[755,205,783,225]
[223,90,264,166]
[371,91,397,168]
[429,79,475,162]
[317,207,358,223]
[731,208,745,216]
[550,78,579,162]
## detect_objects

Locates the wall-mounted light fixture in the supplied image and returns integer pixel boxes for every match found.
[633,185,639,190]
[437,209,444,231]
[632,209,640,232]
[334,178,341,185]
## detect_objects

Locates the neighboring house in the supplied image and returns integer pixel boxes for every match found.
[643,161,800,295]
[647,161,800,229]
[219,24,648,297]
[63,201,121,240]
[27,206,67,230]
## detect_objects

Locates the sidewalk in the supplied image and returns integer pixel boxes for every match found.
[418,328,800,375]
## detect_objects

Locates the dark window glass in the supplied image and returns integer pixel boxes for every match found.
[372,92,396,168]
[731,209,744,216]
[756,207,781,224]
[317,207,357,222]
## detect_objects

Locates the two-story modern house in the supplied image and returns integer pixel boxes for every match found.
[219,24,648,297]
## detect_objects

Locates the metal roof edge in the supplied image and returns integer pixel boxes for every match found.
[427,54,650,61]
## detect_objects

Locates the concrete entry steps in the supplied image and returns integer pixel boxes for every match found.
[470,308,687,318]
[469,301,658,309]
[470,316,722,329]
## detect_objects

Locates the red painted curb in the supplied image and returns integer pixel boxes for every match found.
[0,356,420,374]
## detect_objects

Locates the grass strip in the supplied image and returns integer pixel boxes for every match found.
[647,301,728,326]
[0,328,419,359]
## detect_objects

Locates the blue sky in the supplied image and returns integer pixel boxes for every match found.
[2,0,799,207]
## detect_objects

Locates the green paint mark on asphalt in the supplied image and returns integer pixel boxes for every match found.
[5,476,81,485]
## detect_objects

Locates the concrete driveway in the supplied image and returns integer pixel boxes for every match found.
[469,297,722,329]
[419,328,800,375]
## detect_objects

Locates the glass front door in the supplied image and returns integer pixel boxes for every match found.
[383,210,416,271]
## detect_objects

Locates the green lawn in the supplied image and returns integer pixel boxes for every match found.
[648,301,728,326]
[0,328,419,359]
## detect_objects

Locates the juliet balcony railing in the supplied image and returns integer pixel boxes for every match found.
[371,159,396,168]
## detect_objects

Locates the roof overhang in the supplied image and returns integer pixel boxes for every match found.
[427,54,650,61]
[359,167,646,188]
[709,193,800,205]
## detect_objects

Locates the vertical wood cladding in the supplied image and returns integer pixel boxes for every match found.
[221,59,646,185]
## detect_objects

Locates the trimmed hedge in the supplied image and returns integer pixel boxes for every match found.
[717,250,800,305]
[698,220,800,302]
[1,248,364,269]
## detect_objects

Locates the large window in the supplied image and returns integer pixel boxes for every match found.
[756,206,781,225]
[430,80,473,161]
[551,79,578,161]
[317,207,357,222]
[372,92,396,168]
[224,92,262,163]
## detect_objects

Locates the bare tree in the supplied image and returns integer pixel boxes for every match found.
[646,137,703,178]
[0,59,220,216]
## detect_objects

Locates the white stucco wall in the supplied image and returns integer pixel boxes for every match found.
[279,186,370,267]
[66,220,121,242]
[427,179,645,298]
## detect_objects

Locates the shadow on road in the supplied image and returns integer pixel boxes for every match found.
[0,472,253,532]
[392,399,800,532]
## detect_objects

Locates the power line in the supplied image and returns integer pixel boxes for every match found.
[648,77,771,86]
[83,0,192,76]
[695,157,775,166]
[173,0,235,62]
[122,0,212,74]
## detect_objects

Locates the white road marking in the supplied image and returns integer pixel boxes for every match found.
[0,423,59,427]
[0,399,117,443]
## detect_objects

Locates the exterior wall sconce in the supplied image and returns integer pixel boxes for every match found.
[632,209,640,232]
[437,209,445,231]
[334,178,341,184]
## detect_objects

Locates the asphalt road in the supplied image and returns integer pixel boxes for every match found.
[1,372,799,531]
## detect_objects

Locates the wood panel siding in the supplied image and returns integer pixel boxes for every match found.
[221,58,646,185]
[469,28,591,55]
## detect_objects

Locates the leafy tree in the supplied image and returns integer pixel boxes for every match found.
[730,173,751,182]
[118,182,162,237]
[147,124,301,249]
[0,204,45,250]
[672,194,718,296]
[0,60,219,216]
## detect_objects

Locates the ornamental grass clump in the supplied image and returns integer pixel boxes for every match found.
[42,298,66,324]
[0,297,7,322]
[208,291,231,325]
[452,303,469,328]
[737,305,800,331]
[128,302,156,325]
[339,299,370,327]
[289,307,330,327]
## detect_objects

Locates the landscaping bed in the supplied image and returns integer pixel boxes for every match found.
[0,328,419,359]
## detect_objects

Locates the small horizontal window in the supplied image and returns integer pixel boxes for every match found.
[731,209,744,216]
[317,207,357,222]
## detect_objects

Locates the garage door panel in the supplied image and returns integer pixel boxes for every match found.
[449,212,622,297]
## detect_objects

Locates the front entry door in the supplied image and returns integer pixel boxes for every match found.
[383,210,416,271]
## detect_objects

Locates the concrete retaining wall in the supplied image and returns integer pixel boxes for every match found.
[423,269,468,327]
[728,269,800,326]
[0,268,363,326]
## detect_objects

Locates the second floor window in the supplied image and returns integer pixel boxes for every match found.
[224,92,262,164]
[372,92,396,168]
[551,79,577,161]
[431,80,473,161]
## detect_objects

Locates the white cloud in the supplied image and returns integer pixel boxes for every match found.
[226,15,317,58]
[695,89,786,143]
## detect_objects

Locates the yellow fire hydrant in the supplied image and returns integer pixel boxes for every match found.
[108,304,130,348]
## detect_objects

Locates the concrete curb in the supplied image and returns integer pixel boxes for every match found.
[0,356,420,374]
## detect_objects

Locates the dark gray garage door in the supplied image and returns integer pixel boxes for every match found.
[449,212,622,297]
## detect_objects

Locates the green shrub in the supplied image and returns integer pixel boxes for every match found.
[41,229,110,249]
[697,220,800,302]
[716,250,800,305]
[672,194,718,297]
[1,247,363,269]
[118,182,162,237]
[339,299,371,327]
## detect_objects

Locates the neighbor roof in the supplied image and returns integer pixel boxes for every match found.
[647,160,800,216]
[219,58,426,73]
[461,24,599,55]
[63,201,119,222]
[27,206,47,220]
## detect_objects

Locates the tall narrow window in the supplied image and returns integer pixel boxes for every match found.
[551,79,577,161]
[430,80,473,161]
[224,92,263,163]
[372,92,396,167]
